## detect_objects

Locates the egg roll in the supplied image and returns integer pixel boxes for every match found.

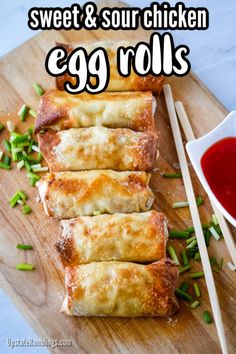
[56,211,167,265]
[38,127,158,172]
[56,41,164,93]
[62,259,179,317]
[36,170,154,219]
[34,90,156,133]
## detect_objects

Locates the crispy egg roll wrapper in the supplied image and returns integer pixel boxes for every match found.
[36,170,154,219]
[62,259,179,317]
[56,42,164,93]
[34,90,156,133]
[56,211,167,265]
[38,127,159,172]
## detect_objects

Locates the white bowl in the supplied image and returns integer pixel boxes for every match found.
[186,111,236,227]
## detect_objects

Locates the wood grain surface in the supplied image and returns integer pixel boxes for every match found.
[0,1,235,353]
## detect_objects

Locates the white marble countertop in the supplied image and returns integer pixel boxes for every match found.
[0,1,235,353]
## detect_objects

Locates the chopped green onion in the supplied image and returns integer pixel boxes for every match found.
[16,263,34,271]
[210,256,216,266]
[172,201,189,208]
[27,172,40,180]
[208,226,220,241]
[212,214,218,226]
[175,288,193,302]
[29,178,38,187]
[29,109,37,118]
[9,192,21,207]
[28,139,33,153]
[37,152,43,162]
[32,145,40,153]
[3,139,11,152]
[191,300,200,309]
[204,229,211,247]
[186,239,197,249]
[18,104,28,122]
[12,147,23,154]
[18,190,27,201]
[213,224,222,235]
[169,230,190,239]
[167,245,179,265]
[203,310,213,324]
[33,83,44,96]
[193,283,201,297]
[181,250,189,266]
[185,224,209,233]
[17,160,24,170]
[32,166,48,173]
[186,235,196,245]
[194,252,201,261]
[31,163,41,169]
[190,271,204,279]
[3,155,11,166]
[0,162,11,170]
[17,199,24,205]
[179,265,191,274]
[0,151,3,160]
[196,196,203,207]
[6,120,15,132]
[23,204,32,214]
[24,160,32,172]
[0,123,5,132]
[179,281,189,292]
[16,244,33,250]
[163,172,182,178]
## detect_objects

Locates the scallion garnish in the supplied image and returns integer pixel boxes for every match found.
[181,250,189,266]
[191,300,200,309]
[33,83,44,96]
[27,172,40,181]
[196,196,203,207]
[172,201,189,208]
[186,239,197,249]
[17,160,25,170]
[6,121,15,132]
[23,205,32,214]
[24,160,32,172]
[32,166,48,173]
[203,310,213,324]
[0,162,11,170]
[193,283,201,297]
[167,245,179,265]
[212,214,218,226]
[9,192,21,208]
[186,235,196,245]
[16,244,33,250]
[163,172,182,178]
[0,123,5,132]
[208,226,220,241]
[194,252,201,261]
[18,104,28,122]
[190,271,204,279]
[32,145,40,153]
[179,282,189,292]
[169,230,190,239]
[16,263,34,271]
[175,288,193,302]
[29,109,37,118]
[179,265,191,274]
[3,139,11,152]
[3,155,11,166]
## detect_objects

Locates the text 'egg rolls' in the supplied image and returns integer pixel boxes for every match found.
[56,211,168,265]
[36,170,154,219]
[62,259,179,317]
[34,90,156,133]
[55,41,164,93]
[38,127,158,172]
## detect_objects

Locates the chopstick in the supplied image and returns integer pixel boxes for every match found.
[163,84,228,354]
[175,101,236,268]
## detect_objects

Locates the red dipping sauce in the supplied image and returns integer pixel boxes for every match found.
[201,137,236,219]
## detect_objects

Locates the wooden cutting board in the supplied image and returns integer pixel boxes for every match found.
[0,1,235,353]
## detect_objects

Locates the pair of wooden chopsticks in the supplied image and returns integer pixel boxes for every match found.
[163,84,229,354]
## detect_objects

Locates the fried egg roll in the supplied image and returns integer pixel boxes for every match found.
[62,259,179,317]
[56,211,167,265]
[38,127,158,172]
[36,170,154,219]
[34,90,156,133]
[55,41,164,93]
